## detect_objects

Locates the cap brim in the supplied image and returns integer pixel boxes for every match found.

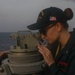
[27,21,57,30]
[27,23,40,30]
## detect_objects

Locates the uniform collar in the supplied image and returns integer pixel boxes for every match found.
[55,30,75,62]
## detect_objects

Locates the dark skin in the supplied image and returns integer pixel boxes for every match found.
[37,22,70,66]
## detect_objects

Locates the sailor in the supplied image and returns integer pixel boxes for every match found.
[27,7,75,75]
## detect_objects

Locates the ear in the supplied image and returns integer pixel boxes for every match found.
[55,22,62,32]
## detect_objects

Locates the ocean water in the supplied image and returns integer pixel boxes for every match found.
[0,32,16,51]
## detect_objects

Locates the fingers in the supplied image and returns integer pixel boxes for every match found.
[37,43,55,66]
[37,43,51,57]
[42,46,50,52]
[38,44,45,55]
[38,44,50,53]
[37,44,55,66]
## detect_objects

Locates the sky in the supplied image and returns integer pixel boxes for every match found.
[0,0,75,32]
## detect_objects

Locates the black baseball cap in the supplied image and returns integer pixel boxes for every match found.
[27,7,67,30]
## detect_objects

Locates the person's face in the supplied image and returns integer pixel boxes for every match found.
[39,23,62,43]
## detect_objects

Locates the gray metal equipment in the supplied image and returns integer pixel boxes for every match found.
[0,30,46,75]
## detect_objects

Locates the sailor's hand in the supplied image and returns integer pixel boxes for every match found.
[37,44,55,66]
